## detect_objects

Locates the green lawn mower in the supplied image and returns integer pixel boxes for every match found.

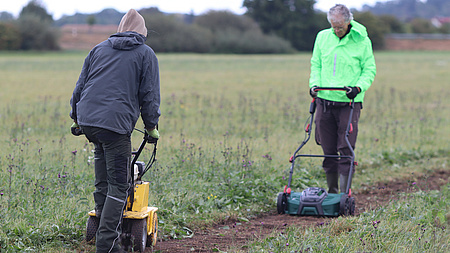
[277,87,356,217]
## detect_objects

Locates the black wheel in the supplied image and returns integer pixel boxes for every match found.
[348,197,356,216]
[339,195,349,216]
[147,214,158,247]
[340,195,356,216]
[86,216,99,243]
[130,219,147,252]
[277,192,287,214]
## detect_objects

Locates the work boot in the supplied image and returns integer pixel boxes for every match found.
[326,173,339,193]
[340,174,350,193]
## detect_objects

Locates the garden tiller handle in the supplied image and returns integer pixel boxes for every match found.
[128,127,158,211]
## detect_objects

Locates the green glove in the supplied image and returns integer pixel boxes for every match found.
[146,128,160,139]
[71,122,83,136]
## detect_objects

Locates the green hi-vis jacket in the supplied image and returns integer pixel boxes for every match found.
[309,20,376,103]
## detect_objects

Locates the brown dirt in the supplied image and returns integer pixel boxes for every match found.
[150,169,449,252]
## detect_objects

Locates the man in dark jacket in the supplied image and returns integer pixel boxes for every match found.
[70,9,160,253]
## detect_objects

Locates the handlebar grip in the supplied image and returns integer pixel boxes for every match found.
[309,99,316,114]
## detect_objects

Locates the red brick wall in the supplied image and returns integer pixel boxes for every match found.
[385,35,450,51]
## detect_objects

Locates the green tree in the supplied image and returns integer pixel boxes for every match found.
[353,11,386,50]
[86,15,96,33]
[378,14,406,33]
[0,12,14,22]
[243,0,327,51]
[87,15,96,26]
[17,0,59,50]
[409,18,438,33]
[195,10,259,33]
[19,0,53,23]
[143,13,213,53]
[195,10,294,53]
[0,23,21,50]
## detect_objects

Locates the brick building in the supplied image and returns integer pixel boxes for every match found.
[384,33,450,51]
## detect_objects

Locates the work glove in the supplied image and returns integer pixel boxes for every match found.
[309,86,318,98]
[146,128,160,139]
[345,86,360,99]
[71,122,84,136]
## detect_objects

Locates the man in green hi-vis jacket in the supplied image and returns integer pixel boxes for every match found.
[309,4,376,194]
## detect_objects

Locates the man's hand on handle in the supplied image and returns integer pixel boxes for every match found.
[146,128,160,139]
[344,86,361,99]
[309,86,318,98]
[70,122,84,136]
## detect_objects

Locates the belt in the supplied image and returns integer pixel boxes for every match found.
[317,98,351,107]
[317,98,362,112]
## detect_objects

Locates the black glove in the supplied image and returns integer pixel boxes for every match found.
[71,122,84,136]
[309,86,318,98]
[345,86,360,99]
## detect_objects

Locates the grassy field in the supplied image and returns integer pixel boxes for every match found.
[0,51,449,252]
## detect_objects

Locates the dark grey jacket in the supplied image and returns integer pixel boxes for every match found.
[70,31,160,135]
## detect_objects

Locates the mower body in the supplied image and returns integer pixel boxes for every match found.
[278,188,347,216]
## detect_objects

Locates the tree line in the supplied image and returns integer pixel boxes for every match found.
[0,0,449,52]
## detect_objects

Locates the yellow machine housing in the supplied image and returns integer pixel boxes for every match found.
[88,181,158,245]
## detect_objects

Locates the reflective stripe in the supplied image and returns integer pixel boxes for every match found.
[106,195,126,204]
[333,53,337,76]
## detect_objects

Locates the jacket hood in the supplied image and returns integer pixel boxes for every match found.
[117,9,147,37]
[108,31,146,50]
[348,20,368,42]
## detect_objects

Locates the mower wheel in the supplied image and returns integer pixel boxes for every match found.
[86,216,99,243]
[277,192,287,214]
[340,195,356,216]
[147,213,158,247]
[130,218,147,252]
[339,195,349,216]
[348,197,356,216]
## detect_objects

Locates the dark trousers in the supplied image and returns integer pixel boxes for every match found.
[315,99,361,176]
[82,126,131,253]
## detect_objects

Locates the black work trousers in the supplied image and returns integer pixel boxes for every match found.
[82,126,132,253]
[314,98,361,176]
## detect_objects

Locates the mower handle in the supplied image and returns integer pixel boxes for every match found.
[287,87,356,194]
[309,87,354,114]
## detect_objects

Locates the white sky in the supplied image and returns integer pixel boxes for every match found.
[2,0,387,19]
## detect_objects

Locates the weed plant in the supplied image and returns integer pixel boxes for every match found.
[0,51,448,251]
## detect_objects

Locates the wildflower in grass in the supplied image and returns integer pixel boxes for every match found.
[72,150,77,155]
[262,154,272,160]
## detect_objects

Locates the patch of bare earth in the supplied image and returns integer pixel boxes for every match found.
[150,169,449,252]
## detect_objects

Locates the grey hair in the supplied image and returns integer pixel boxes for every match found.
[327,4,353,24]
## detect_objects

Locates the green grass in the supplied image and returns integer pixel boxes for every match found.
[0,51,449,252]
[239,184,450,252]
